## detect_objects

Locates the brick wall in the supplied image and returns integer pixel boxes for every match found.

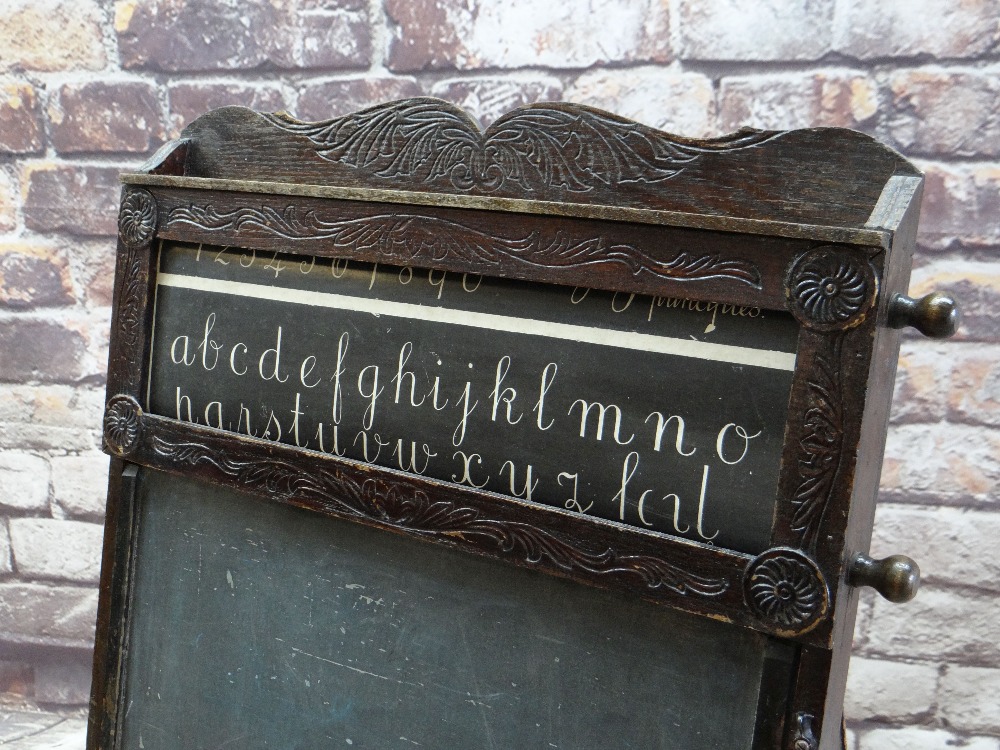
[0,1,997,747]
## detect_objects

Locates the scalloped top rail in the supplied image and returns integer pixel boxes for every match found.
[171,97,920,237]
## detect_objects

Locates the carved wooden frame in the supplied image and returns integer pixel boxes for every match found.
[90,99,925,750]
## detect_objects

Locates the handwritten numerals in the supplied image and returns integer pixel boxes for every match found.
[787,247,877,331]
[118,188,157,248]
[744,548,828,635]
[104,395,143,457]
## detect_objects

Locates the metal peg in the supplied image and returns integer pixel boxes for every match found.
[888,292,960,338]
[847,553,920,603]
[789,713,817,750]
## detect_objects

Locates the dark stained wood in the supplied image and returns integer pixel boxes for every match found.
[89,98,937,750]
[127,410,842,646]
[86,459,135,750]
[812,179,925,750]
[179,100,919,231]
[146,184,837,310]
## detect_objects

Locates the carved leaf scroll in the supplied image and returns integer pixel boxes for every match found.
[152,435,730,598]
[791,335,845,550]
[262,98,779,194]
[115,189,155,378]
[167,205,762,287]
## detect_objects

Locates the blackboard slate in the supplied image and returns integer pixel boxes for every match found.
[147,241,798,554]
[121,468,792,750]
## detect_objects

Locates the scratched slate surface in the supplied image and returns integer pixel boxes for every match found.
[120,470,782,749]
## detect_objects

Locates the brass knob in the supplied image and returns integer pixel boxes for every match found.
[888,292,960,338]
[847,553,920,603]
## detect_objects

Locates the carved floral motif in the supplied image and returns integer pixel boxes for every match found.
[744,548,827,633]
[167,205,762,287]
[262,99,779,194]
[788,248,876,329]
[118,188,157,247]
[791,334,845,550]
[104,396,142,457]
[151,434,731,598]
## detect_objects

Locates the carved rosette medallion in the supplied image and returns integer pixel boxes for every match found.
[744,548,828,635]
[787,247,877,331]
[104,395,142,457]
[118,188,157,247]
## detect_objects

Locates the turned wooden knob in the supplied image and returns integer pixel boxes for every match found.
[848,554,920,603]
[888,292,960,338]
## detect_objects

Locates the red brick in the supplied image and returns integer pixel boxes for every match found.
[169,81,288,135]
[0,80,43,154]
[431,77,563,128]
[0,583,98,648]
[835,0,1000,59]
[567,68,714,137]
[0,385,104,453]
[916,163,1000,249]
[857,727,997,750]
[295,77,422,122]
[51,452,109,518]
[299,9,372,69]
[864,587,1000,666]
[386,0,670,71]
[844,657,937,722]
[0,524,10,576]
[0,241,73,309]
[22,163,124,236]
[300,0,366,8]
[0,169,17,232]
[0,385,104,432]
[888,341,951,424]
[946,344,1000,426]
[0,451,50,512]
[116,0,370,71]
[0,318,88,383]
[50,80,164,155]
[64,238,118,307]
[889,70,1000,158]
[0,0,106,72]
[939,666,1000,735]
[680,0,832,61]
[719,72,877,133]
[33,652,93,706]
[9,519,104,583]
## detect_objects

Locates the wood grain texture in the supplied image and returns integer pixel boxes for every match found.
[180,99,919,230]
[120,410,835,647]
[150,186,815,308]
